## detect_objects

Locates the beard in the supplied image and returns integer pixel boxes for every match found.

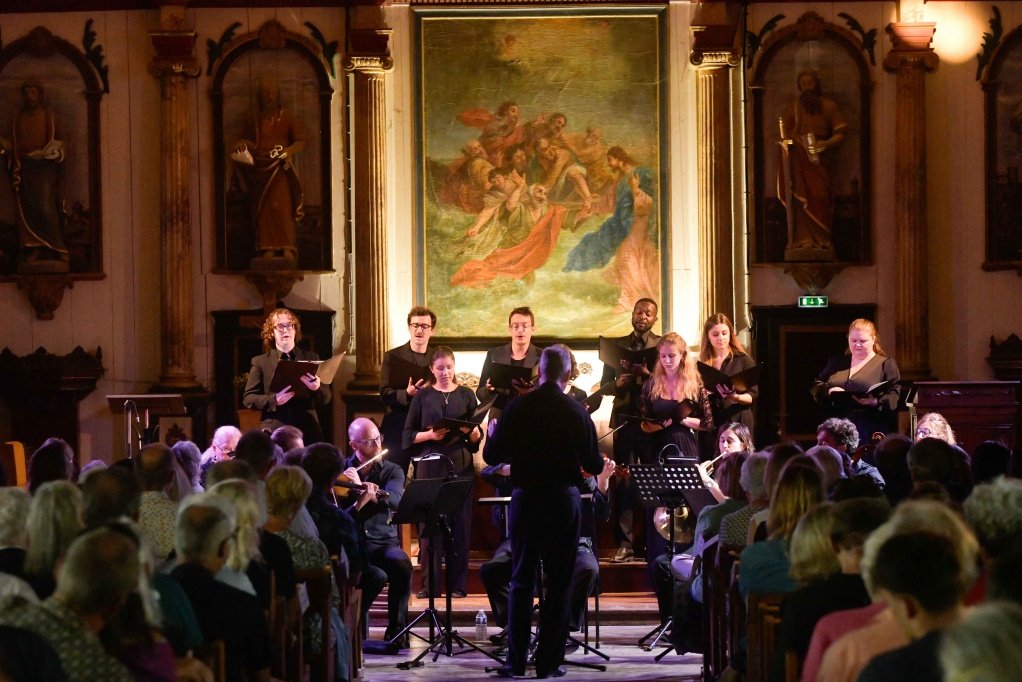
[799,89,822,115]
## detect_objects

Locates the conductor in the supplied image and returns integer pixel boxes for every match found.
[488,345,604,679]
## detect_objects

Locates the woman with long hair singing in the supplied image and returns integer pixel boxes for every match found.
[640,332,714,461]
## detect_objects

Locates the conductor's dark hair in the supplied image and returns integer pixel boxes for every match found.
[540,345,572,382]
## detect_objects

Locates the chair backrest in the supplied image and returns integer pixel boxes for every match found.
[296,564,334,682]
[719,544,743,666]
[746,592,786,682]
[334,559,363,678]
[194,639,226,682]
[1,441,27,487]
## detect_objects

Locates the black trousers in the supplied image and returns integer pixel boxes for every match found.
[366,541,413,639]
[507,487,580,676]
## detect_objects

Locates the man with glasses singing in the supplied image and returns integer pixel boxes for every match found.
[341,417,412,646]
[243,307,331,443]
[380,306,437,474]
[477,306,542,420]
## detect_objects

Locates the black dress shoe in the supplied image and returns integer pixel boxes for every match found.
[451,589,468,598]
[493,664,521,678]
[415,589,433,599]
[536,667,567,679]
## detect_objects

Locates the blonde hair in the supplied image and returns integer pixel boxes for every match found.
[24,480,84,576]
[916,412,957,446]
[767,458,824,542]
[847,318,886,356]
[788,502,839,584]
[648,332,702,402]
[208,479,264,572]
[698,313,747,363]
[265,465,313,520]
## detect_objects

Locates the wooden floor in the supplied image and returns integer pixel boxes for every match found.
[363,592,704,681]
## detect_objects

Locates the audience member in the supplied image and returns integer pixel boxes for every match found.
[27,437,75,495]
[719,451,769,548]
[0,487,30,578]
[24,480,83,599]
[940,601,1022,682]
[0,526,141,681]
[971,440,1011,484]
[988,538,1022,605]
[913,411,956,445]
[232,430,278,479]
[270,425,304,454]
[199,426,241,486]
[963,475,1022,599]
[806,445,844,493]
[872,434,912,506]
[76,459,106,484]
[908,437,972,502]
[817,418,885,489]
[206,458,257,488]
[136,443,179,560]
[170,493,271,682]
[172,441,204,494]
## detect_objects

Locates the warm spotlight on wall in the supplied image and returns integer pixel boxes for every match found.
[927,4,988,66]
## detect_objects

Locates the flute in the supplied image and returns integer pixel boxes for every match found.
[354,448,388,472]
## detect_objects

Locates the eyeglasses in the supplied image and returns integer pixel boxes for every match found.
[356,435,382,446]
[274,323,295,332]
[915,428,931,438]
[510,323,533,331]
[410,323,433,331]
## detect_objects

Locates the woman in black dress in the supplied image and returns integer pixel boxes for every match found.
[640,332,714,461]
[699,312,757,433]
[402,346,482,597]
[812,318,901,446]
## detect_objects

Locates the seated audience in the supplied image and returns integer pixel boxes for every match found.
[0,487,30,579]
[963,475,1022,600]
[971,440,1011,484]
[170,493,272,682]
[136,443,180,561]
[0,526,141,681]
[27,438,76,495]
[24,480,83,599]
[271,425,305,454]
[745,442,805,544]
[913,411,956,445]
[816,418,884,489]
[806,445,845,494]
[940,601,1022,682]
[199,426,241,486]
[872,435,913,506]
[908,437,972,502]
[719,451,769,548]
[172,441,204,495]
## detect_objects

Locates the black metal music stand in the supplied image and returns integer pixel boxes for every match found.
[394,477,505,669]
[630,461,706,660]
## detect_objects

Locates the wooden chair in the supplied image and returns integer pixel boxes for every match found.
[296,565,335,682]
[719,545,743,668]
[338,574,363,678]
[0,441,27,487]
[746,592,785,682]
[699,537,721,682]
[194,639,226,682]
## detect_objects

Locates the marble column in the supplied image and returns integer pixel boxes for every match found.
[690,10,740,324]
[884,23,938,381]
[149,20,202,390]
[344,31,393,390]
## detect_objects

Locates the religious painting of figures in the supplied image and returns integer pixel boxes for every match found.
[749,13,872,265]
[0,27,104,277]
[983,26,1022,272]
[414,8,668,341]
[211,21,333,273]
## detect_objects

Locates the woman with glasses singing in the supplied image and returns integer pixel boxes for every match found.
[243,308,331,443]
[402,346,482,598]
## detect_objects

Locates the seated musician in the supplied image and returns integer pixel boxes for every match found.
[339,418,413,646]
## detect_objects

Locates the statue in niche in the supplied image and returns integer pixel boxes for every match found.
[0,78,70,273]
[777,69,848,262]
[231,77,307,270]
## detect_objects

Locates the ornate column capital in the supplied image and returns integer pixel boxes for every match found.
[689,3,741,69]
[148,30,201,79]
[883,22,939,72]
[343,29,394,73]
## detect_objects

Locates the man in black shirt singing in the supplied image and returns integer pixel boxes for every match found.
[487,345,604,679]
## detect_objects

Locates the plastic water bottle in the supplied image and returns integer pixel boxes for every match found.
[475,609,488,641]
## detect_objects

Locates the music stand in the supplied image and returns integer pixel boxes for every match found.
[630,461,706,661]
[394,477,505,669]
[106,394,186,458]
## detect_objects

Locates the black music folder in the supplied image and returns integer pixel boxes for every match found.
[598,336,658,374]
[268,352,345,397]
[486,362,536,390]
[386,355,431,389]
[696,361,762,394]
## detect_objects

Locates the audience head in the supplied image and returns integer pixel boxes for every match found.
[27,437,75,494]
[873,434,913,505]
[265,465,314,521]
[300,443,343,492]
[806,445,845,492]
[203,425,242,466]
[0,487,30,549]
[767,456,824,541]
[282,446,305,467]
[539,344,573,384]
[908,437,960,489]
[270,425,305,454]
[963,476,1022,560]
[940,602,1022,682]
[739,451,770,505]
[861,499,979,600]
[988,539,1022,604]
[137,443,175,493]
[915,411,956,445]
[172,440,202,489]
[208,479,263,572]
[81,466,141,528]
[24,480,84,577]
[232,430,277,478]
[789,502,838,585]
[971,440,1011,485]
[828,474,886,502]
[53,526,141,623]
[764,441,804,500]
[174,493,237,568]
[817,418,859,454]
[829,497,891,572]
[206,458,257,488]
[717,423,753,457]
[77,459,107,484]
[714,450,749,500]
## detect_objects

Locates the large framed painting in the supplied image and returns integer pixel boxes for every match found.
[983,24,1022,273]
[414,7,669,345]
[749,12,872,267]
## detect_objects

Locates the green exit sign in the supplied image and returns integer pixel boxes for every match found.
[798,295,829,308]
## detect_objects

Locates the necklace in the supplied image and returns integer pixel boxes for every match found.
[439,388,453,405]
